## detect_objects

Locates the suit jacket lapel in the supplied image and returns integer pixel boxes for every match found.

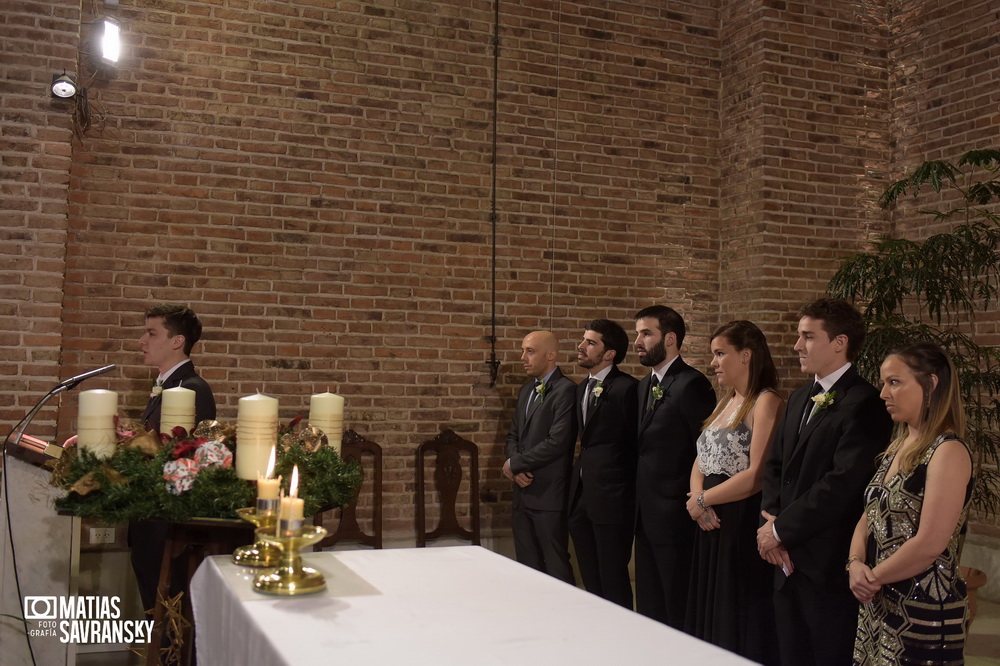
[788,368,859,461]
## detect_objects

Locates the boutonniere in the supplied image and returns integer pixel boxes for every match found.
[591,381,604,407]
[811,390,835,413]
[649,385,664,410]
[535,380,547,400]
[150,381,163,399]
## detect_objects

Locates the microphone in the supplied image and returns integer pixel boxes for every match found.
[55,364,117,392]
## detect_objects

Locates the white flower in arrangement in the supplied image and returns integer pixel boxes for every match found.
[150,383,163,399]
[535,381,547,400]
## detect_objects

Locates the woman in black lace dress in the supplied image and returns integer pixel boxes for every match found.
[685,320,783,663]
[849,342,973,665]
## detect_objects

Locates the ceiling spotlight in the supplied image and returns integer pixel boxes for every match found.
[101,17,120,63]
[51,73,78,98]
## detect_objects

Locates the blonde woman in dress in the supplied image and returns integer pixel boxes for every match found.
[685,320,783,664]
[850,342,973,665]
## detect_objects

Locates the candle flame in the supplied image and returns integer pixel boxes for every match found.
[265,446,276,479]
[290,465,299,498]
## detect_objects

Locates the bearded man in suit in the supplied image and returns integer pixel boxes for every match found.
[131,304,216,613]
[568,319,638,609]
[758,298,891,666]
[633,305,716,628]
[503,330,577,584]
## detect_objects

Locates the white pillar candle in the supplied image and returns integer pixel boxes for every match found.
[279,465,304,521]
[77,389,118,458]
[257,447,280,501]
[235,393,279,480]
[308,392,344,454]
[160,386,196,435]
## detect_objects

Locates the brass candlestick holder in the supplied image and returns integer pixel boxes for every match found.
[232,506,282,568]
[252,521,327,596]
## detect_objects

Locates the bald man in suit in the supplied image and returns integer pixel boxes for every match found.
[504,330,578,584]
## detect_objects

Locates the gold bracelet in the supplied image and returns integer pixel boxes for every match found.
[845,555,861,571]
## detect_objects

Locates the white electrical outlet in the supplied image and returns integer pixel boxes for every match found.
[89,527,116,544]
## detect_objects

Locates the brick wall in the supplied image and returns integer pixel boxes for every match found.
[0,0,79,432]
[2,0,998,540]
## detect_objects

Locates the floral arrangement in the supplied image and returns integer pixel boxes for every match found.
[535,380,547,400]
[52,417,361,524]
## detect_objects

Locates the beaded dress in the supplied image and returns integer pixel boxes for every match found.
[853,434,973,666]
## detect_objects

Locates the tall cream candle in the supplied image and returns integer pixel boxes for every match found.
[308,392,344,453]
[77,389,118,458]
[236,393,279,480]
[160,386,196,435]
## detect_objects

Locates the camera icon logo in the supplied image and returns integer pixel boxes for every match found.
[23,597,57,620]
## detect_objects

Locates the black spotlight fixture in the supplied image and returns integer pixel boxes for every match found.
[51,72,78,98]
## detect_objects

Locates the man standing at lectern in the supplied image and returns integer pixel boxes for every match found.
[131,304,216,613]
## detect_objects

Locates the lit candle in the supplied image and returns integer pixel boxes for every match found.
[257,447,280,501]
[77,389,118,458]
[235,392,278,480]
[160,386,196,434]
[279,465,304,522]
[308,391,344,453]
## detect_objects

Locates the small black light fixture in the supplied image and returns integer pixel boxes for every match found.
[51,72,78,98]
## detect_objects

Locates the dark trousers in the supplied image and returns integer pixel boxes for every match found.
[634,518,692,629]
[568,491,634,609]
[512,505,575,585]
[773,570,860,666]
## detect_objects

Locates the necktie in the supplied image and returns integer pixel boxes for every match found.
[646,374,660,412]
[526,380,541,417]
[800,382,823,431]
[583,377,597,425]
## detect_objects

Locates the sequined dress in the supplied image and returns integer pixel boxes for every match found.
[853,434,972,666]
[685,404,777,664]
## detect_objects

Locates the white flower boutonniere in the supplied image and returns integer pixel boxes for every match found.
[649,385,664,410]
[811,390,836,413]
[535,380,547,400]
[150,382,163,399]
[591,382,604,407]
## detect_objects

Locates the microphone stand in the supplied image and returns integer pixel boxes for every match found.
[3,364,117,457]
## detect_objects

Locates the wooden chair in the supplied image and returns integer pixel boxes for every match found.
[313,429,383,549]
[416,429,480,546]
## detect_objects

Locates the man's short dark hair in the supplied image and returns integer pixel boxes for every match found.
[634,305,686,349]
[798,298,866,360]
[144,304,203,356]
[585,319,628,365]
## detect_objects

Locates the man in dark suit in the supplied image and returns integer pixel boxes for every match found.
[504,330,577,584]
[131,304,216,613]
[139,304,215,434]
[568,319,638,609]
[758,298,891,666]
[633,305,715,628]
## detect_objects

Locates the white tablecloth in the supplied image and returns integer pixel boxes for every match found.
[191,546,751,665]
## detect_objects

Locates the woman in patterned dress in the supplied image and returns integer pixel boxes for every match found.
[849,342,973,665]
[685,320,783,663]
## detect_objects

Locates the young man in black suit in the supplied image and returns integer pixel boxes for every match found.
[568,319,639,609]
[758,298,892,666]
[131,304,216,613]
[633,305,716,628]
[503,330,577,584]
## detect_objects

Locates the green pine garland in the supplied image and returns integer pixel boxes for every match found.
[54,431,361,523]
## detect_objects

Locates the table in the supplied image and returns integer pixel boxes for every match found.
[190,546,752,665]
